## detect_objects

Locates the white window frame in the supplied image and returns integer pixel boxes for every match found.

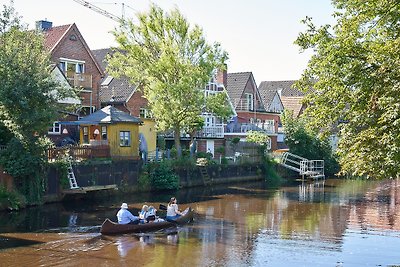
[245,93,254,110]
[59,58,85,74]
[101,126,107,140]
[120,131,131,147]
[139,108,153,119]
[48,122,61,135]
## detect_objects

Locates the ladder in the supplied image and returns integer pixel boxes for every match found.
[67,160,79,189]
[198,165,212,185]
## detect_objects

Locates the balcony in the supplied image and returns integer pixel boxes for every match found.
[66,71,92,88]
[225,122,276,135]
[232,99,265,112]
[196,124,224,138]
[254,122,275,134]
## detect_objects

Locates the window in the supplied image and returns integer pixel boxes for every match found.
[59,62,66,72]
[101,126,107,140]
[48,122,61,135]
[245,93,254,110]
[59,58,85,75]
[83,126,89,144]
[120,131,131,147]
[139,108,153,119]
[264,120,275,133]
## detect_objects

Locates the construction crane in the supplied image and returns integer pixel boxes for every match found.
[72,0,122,22]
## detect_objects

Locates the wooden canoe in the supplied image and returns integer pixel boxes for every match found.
[100,208,194,235]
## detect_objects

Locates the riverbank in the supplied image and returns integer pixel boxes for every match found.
[1,159,269,211]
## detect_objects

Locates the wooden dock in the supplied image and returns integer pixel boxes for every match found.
[62,184,117,195]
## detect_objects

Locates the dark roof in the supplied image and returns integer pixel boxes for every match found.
[259,88,277,110]
[226,72,252,107]
[91,48,110,71]
[78,105,142,124]
[258,80,303,97]
[92,48,138,103]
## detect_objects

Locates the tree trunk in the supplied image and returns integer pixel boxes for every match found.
[174,127,182,158]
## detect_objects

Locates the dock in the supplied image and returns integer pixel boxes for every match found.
[62,184,117,195]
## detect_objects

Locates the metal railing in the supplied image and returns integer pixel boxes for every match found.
[232,98,265,112]
[280,152,325,179]
[196,124,224,138]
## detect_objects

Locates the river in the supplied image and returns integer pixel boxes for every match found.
[0,179,399,266]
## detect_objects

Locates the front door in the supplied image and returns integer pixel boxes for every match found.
[206,140,214,158]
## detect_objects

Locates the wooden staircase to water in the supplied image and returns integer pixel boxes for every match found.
[197,163,212,185]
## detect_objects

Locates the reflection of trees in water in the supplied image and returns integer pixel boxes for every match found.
[347,179,400,231]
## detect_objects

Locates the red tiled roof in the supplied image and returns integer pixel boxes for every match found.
[281,96,304,117]
[43,24,72,51]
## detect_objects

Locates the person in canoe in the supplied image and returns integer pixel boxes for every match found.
[146,205,157,222]
[139,205,148,224]
[117,203,139,224]
[166,197,184,221]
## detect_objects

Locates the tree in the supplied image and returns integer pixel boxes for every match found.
[295,0,400,179]
[0,3,64,204]
[107,4,229,156]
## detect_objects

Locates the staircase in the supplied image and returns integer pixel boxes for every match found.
[67,159,79,189]
[279,152,325,180]
[199,166,212,185]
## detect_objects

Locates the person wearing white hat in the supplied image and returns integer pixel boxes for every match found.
[116,203,139,224]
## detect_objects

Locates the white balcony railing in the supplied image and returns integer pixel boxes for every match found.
[254,123,275,134]
[196,124,224,138]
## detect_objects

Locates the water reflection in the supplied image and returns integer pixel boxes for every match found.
[0,179,400,266]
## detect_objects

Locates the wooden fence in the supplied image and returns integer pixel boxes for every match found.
[47,145,111,161]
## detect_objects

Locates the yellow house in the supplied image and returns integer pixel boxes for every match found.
[78,106,142,158]
[139,118,157,153]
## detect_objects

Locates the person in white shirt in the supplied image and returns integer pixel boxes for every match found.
[166,197,183,221]
[116,203,139,224]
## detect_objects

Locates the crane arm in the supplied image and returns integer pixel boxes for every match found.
[72,0,121,22]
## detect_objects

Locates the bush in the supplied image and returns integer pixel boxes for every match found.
[263,155,282,187]
[145,161,180,190]
[0,186,25,210]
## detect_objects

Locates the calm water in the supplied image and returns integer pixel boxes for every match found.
[0,179,399,266]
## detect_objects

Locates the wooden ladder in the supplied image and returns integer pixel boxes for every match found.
[199,165,212,185]
[67,160,79,189]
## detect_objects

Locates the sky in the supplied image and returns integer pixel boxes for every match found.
[2,0,335,83]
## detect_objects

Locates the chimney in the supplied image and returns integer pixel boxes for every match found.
[217,65,228,89]
[36,20,53,31]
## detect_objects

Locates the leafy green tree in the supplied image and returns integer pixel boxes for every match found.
[282,111,339,177]
[295,0,400,179]
[0,3,63,204]
[246,131,270,147]
[107,4,229,156]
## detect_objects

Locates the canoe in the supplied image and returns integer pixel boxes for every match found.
[100,207,194,235]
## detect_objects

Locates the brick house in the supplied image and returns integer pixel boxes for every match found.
[41,20,103,115]
[258,80,306,149]
[224,72,281,151]
[39,20,104,145]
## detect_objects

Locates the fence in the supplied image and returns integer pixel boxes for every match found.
[47,145,111,161]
